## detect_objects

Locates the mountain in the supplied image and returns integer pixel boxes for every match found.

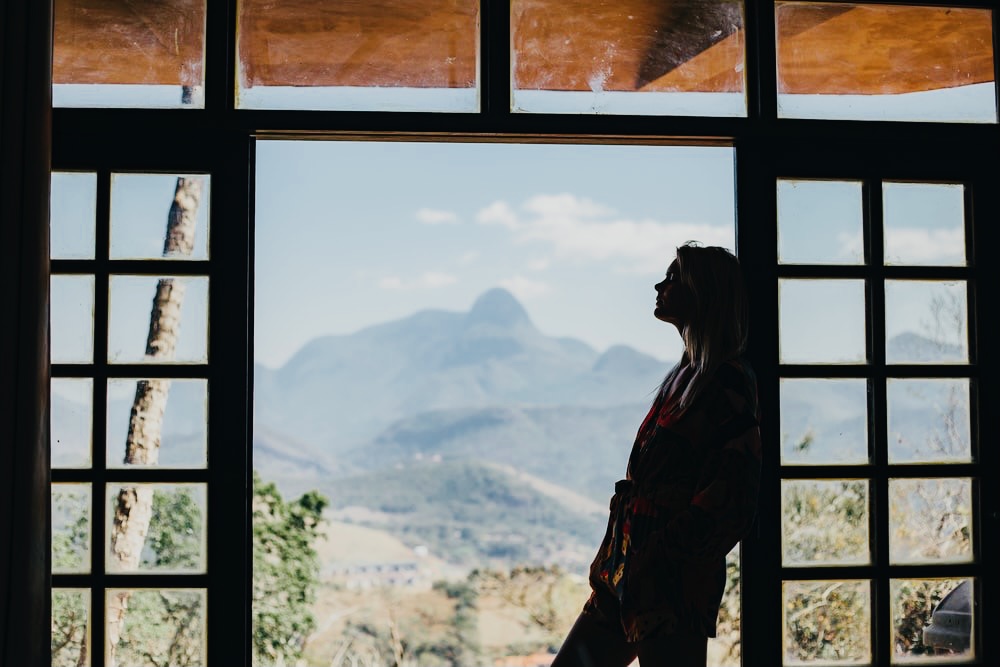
[352,402,645,497]
[253,288,668,469]
[323,459,606,571]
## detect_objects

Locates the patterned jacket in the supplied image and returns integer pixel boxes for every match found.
[585,358,762,641]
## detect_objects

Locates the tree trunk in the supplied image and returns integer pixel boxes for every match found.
[106,176,203,666]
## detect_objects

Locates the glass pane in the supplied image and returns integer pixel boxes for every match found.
[108,275,209,364]
[779,279,866,364]
[783,580,871,664]
[889,477,972,565]
[51,378,93,468]
[237,0,479,111]
[776,3,996,123]
[52,589,91,667]
[891,578,974,662]
[780,379,868,465]
[708,546,742,667]
[52,484,91,574]
[51,274,95,364]
[50,172,96,259]
[777,180,864,265]
[253,140,737,666]
[52,0,206,108]
[512,0,746,116]
[107,378,208,468]
[885,280,968,364]
[105,589,206,665]
[111,174,210,260]
[888,379,971,464]
[106,484,206,573]
[883,183,966,266]
[782,480,870,566]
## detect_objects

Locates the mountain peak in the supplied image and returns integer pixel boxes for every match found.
[466,288,533,329]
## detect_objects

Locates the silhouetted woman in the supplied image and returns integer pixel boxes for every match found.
[552,242,762,667]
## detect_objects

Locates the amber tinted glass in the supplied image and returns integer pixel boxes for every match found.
[52,0,206,108]
[237,0,479,111]
[776,3,996,122]
[512,0,746,115]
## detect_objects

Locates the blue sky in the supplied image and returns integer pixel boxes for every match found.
[253,141,736,368]
[48,139,971,372]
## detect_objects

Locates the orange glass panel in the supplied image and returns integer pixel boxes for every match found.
[512,0,746,115]
[53,0,206,107]
[237,0,479,111]
[776,3,996,122]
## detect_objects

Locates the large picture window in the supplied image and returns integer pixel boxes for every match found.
[40,0,996,665]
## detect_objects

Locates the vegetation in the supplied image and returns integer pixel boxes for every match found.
[253,471,329,666]
[322,460,603,570]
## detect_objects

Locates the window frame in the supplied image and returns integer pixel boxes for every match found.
[49,0,1000,664]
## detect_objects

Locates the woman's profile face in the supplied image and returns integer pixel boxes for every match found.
[653,258,692,328]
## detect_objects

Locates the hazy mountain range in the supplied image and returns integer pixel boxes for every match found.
[55,287,969,568]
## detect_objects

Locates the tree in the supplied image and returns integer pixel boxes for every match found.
[107,175,204,666]
[252,471,328,665]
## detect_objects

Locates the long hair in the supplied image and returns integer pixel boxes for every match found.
[658,242,749,411]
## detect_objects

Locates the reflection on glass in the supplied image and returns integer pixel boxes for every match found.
[781,379,868,465]
[776,3,996,123]
[782,480,869,566]
[50,172,96,259]
[237,0,479,111]
[51,378,93,468]
[889,478,972,564]
[512,0,746,116]
[53,0,206,108]
[52,484,91,574]
[111,174,210,260]
[51,274,95,364]
[891,578,974,662]
[106,484,206,573]
[777,180,864,265]
[106,379,208,468]
[779,279,867,364]
[105,589,205,665]
[108,275,209,364]
[885,280,968,364]
[783,580,871,664]
[51,589,91,667]
[883,183,966,266]
[888,379,971,464]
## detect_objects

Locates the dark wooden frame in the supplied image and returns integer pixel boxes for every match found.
[40,0,1000,664]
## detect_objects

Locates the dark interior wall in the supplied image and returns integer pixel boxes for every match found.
[0,0,53,664]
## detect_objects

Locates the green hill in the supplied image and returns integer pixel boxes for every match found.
[324,460,606,573]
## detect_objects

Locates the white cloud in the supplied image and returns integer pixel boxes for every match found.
[420,271,458,288]
[458,250,480,265]
[522,193,615,219]
[378,271,458,290]
[837,231,865,261]
[527,257,550,271]
[416,208,460,225]
[885,227,964,263]
[475,193,732,273]
[378,276,404,289]
[476,200,520,230]
[499,275,552,300]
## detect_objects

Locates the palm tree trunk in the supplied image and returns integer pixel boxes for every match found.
[106,176,203,666]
